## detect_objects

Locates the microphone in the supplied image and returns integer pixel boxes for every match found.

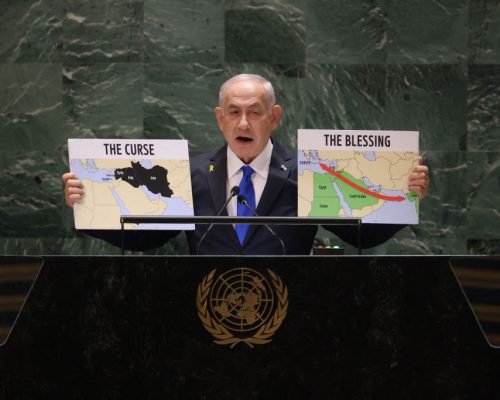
[237,194,286,255]
[196,186,240,255]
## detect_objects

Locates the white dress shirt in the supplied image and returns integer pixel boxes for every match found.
[226,140,273,217]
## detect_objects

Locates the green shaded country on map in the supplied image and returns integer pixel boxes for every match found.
[310,170,379,216]
[335,169,379,209]
[310,173,341,215]
[406,191,418,202]
[114,162,174,197]
[406,191,419,213]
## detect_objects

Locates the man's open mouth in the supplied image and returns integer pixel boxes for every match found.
[236,136,253,142]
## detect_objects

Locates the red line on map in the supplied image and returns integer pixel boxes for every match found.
[319,163,406,202]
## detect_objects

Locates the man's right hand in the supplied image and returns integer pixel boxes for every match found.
[62,172,84,208]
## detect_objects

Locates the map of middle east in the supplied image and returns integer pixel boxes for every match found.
[298,130,420,224]
[68,139,194,230]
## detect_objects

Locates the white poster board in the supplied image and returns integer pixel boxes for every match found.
[297,130,419,224]
[68,139,194,230]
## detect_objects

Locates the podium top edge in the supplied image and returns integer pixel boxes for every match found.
[119,215,362,225]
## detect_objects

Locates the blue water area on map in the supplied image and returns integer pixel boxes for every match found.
[364,194,418,224]
[122,193,194,231]
[140,160,152,168]
[136,223,194,230]
[131,185,194,230]
[298,151,334,175]
[161,198,192,215]
[135,196,193,230]
[362,177,382,193]
[142,186,160,201]
[140,187,192,213]
[71,159,115,181]
[333,182,352,215]
[364,151,376,161]
[134,197,194,230]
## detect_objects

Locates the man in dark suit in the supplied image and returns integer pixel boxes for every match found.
[63,74,430,255]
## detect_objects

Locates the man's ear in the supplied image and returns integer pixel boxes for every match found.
[214,107,224,131]
[270,105,282,129]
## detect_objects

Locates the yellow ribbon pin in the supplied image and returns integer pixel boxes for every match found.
[209,164,214,173]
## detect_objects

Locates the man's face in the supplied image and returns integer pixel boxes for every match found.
[215,79,282,164]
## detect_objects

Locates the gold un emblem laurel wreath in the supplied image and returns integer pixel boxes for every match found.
[196,268,288,348]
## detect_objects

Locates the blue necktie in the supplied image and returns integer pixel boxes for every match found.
[236,165,256,245]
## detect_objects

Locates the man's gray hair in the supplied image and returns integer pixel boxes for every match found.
[218,74,276,110]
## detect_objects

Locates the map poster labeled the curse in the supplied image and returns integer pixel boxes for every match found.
[68,139,194,230]
[298,129,419,224]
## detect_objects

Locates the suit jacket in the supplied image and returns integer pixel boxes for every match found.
[87,140,404,254]
[188,140,317,255]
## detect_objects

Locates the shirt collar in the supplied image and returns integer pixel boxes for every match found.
[227,139,273,180]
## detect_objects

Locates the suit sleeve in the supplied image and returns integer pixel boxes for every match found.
[325,224,406,249]
[82,229,180,251]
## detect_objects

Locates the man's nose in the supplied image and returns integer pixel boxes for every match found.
[238,114,249,129]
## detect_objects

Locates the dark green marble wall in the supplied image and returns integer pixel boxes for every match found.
[0,0,498,255]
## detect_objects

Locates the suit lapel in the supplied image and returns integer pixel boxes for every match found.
[255,152,290,216]
[205,146,242,249]
[207,146,229,216]
[243,141,294,245]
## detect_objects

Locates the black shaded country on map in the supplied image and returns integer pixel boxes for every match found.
[114,162,174,197]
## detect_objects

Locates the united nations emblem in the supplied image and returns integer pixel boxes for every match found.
[196,268,288,348]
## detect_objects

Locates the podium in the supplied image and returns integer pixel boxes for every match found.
[0,255,499,398]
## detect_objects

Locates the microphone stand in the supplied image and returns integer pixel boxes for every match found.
[237,194,286,255]
[195,186,240,255]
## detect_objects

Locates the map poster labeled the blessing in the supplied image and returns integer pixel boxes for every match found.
[68,139,194,230]
[298,129,419,224]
